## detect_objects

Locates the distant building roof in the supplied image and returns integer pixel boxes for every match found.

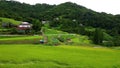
[21,22,30,25]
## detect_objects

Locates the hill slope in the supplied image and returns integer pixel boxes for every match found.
[0,1,120,30]
[0,17,21,25]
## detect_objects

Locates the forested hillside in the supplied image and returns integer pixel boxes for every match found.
[1,0,120,46]
[0,0,120,31]
[0,0,55,21]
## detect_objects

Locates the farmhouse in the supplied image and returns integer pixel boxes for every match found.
[18,22,31,28]
[17,22,32,33]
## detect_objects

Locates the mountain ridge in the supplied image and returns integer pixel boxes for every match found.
[0,0,120,32]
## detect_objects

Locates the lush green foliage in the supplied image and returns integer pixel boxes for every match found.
[42,27,91,45]
[0,0,120,32]
[32,20,42,32]
[0,17,21,25]
[0,0,55,21]
[93,28,103,44]
[0,45,120,68]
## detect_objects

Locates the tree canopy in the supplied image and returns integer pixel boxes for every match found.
[0,0,120,36]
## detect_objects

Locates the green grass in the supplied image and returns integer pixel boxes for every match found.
[0,45,120,68]
[0,36,41,41]
[0,36,42,44]
[71,35,92,45]
[0,35,24,39]
[44,27,68,34]
[0,29,11,31]
[0,17,21,25]
[43,27,92,45]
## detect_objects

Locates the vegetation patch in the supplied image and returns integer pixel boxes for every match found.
[0,17,21,25]
[0,36,42,44]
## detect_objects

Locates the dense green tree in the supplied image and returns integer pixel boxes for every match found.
[32,19,42,32]
[77,26,86,35]
[113,36,120,46]
[110,27,119,36]
[93,28,103,44]
[0,19,2,22]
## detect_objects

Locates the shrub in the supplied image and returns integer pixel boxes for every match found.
[103,41,114,47]
[47,36,60,46]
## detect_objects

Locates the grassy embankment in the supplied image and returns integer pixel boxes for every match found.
[0,35,42,44]
[0,17,21,25]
